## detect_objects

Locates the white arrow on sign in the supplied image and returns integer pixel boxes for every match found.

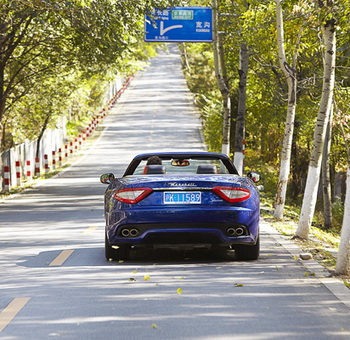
[160,21,183,36]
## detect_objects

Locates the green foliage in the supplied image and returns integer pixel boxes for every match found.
[202,97,223,152]
[181,43,223,151]
[180,0,350,236]
[0,0,178,149]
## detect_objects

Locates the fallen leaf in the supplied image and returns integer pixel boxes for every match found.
[131,270,138,274]
[129,278,136,282]
[144,275,151,281]
[118,260,124,263]
[177,288,183,295]
[111,245,119,249]
[151,324,160,329]
[304,272,315,276]
[234,283,244,287]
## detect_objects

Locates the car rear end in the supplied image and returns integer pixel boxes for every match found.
[105,175,259,253]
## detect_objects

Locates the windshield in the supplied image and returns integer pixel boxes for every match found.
[133,158,231,175]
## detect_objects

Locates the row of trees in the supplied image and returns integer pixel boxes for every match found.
[0,0,181,154]
[181,1,350,274]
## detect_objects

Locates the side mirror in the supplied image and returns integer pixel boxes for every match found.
[100,173,115,185]
[247,171,260,183]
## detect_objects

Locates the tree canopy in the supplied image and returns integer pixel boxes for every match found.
[0,0,180,149]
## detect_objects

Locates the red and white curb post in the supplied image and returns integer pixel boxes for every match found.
[15,161,21,187]
[52,151,56,170]
[26,160,32,182]
[3,165,10,192]
[58,148,63,167]
[35,157,40,177]
[44,154,49,173]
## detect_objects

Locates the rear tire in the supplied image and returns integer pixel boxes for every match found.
[235,236,260,261]
[105,233,130,261]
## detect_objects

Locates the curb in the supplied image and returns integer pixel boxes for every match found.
[262,220,350,309]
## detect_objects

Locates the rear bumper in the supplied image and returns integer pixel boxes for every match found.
[106,206,259,247]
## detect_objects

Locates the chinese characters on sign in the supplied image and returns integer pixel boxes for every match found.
[145,7,212,43]
[172,10,194,20]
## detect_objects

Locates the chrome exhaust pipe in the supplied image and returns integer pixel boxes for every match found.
[227,228,236,236]
[121,228,130,237]
[235,227,245,236]
[130,228,139,237]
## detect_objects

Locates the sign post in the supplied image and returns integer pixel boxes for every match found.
[145,7,213,43]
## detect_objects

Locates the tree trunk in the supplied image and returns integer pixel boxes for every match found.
[322,107,333,229]
[35,115,51,158]
[181,43,191,71]
[335,165,350,275]
[218,34,231,156]
[0,63,4,189]
[0,63,5,152]
[296,19,336,239]
[273,0,298,220]
[233,43,248,175]
[335,112,350,275]
[212,0,231,156]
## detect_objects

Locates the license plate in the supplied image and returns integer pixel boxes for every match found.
[164,192,201,204]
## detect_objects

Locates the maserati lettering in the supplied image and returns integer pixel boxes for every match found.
[169,182,196,187]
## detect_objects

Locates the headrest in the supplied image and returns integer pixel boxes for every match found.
[196,164,217,174]
[144,165,166,174]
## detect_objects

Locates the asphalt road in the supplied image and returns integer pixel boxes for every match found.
[1,45,350,340]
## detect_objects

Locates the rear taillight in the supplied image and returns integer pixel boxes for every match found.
[114,188,153,204]
[212,186,250,203]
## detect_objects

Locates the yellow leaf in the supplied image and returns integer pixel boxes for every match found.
[304,272,315,276]
[151,324,159,329]
[118,260,124,263]
[234,283,244,287]
[177,288,183,294]
[132,270,138,274]
[144,275,151,281]
[111,245,119,249]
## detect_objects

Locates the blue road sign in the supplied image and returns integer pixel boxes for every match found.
[145,7,212,43]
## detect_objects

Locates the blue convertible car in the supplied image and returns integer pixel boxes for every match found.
[100,152,260,261]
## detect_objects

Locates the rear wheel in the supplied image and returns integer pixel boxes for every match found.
[105,233,130,261]
[235,236,260,261]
